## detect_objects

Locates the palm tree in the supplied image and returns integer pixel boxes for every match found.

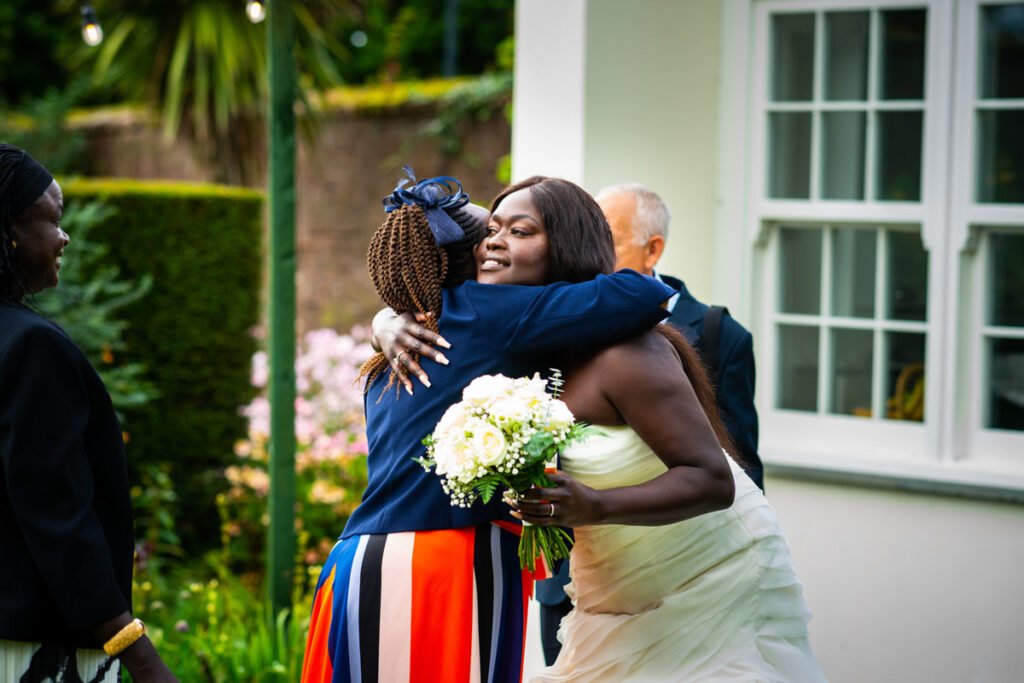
[69,0,351,184]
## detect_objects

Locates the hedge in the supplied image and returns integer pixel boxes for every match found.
[62,178,264,548]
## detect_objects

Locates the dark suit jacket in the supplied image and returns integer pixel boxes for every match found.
[660,274,762,491]
[536,274,763,608]
[0,303,134,648]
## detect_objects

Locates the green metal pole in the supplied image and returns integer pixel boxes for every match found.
[267,0,297,616]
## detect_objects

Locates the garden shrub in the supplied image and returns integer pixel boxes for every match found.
[62,177,264,550]
[124,328,372,680]
[37,199,155,415]
[129,552,310,683]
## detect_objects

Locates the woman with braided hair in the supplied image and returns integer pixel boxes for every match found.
[300,171,675,683]
[0,144,177,682]
[358,171,488,394]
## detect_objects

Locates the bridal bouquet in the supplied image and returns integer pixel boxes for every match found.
[417,371,597,571]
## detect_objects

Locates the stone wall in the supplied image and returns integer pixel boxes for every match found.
[77,105,510,333]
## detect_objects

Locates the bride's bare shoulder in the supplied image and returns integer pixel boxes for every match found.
[592,328,676,364]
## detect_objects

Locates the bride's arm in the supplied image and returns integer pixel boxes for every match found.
[373,270,675,392]
[514,331,735,527]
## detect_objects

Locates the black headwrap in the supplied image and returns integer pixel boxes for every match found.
[8,150,54,218]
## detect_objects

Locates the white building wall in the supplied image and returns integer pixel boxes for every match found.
[511,0,587,184]
[769,476,1024,682]
[514,1,1024,682]
[513,0,722,301]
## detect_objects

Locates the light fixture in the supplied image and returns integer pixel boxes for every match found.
[246,0,267,23]
[81,3,103,46]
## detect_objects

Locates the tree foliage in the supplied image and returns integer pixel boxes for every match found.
[330,0,515,83]
[0,0,77,107]
[64,0,350,184]
[3,1,515,184]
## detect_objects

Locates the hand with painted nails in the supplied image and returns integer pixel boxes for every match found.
[371,308,451,394]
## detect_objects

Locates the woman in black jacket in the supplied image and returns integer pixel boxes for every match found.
[0,144,176,682]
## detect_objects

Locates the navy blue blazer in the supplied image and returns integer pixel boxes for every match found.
[660,274,762,491]
[0,303,134,647]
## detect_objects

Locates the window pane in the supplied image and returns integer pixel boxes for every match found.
[832,229,876,318]
[779,228,822,314]
[778,325,820,411]
[977,109,1024,203]
[831,328,874,417]
[822,111,866,199]
[886,231,929,321]
[772,13,816,101]
[876,111,923,201]
[989,337,1024,430]
[980,3,1024,99]
[879,9,927,100]
[884,332,926,422]
[990,233,1024,326]
[825,11,869,101]
[769,112,812,199]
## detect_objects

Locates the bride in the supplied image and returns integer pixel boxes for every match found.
[505,236,827,680]
[515,320,827,681]
[381,174,827,682]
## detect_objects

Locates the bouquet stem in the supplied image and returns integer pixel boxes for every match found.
[519,523,573,572]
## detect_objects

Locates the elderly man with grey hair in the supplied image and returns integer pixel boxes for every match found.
[534,183,764,666]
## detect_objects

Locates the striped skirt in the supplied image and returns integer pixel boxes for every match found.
[301,523,532,683]
[0,639,119,683]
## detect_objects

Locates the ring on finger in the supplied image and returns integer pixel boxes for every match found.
[412,340,422,353]
[547,502,556,518]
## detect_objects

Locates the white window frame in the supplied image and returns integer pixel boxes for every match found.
[952,0,1024,469]
[718,0,1024,491]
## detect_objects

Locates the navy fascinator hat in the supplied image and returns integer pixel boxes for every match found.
[382,166,471,246]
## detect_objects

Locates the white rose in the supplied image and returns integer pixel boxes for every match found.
[433,430,469,476]
[431,438,452,475]
[463,374,515,406]
[435,402,469,437]
[468,418,508,467]
[489,395,532,423]
[517,374,550,402]
[545,399,575,432]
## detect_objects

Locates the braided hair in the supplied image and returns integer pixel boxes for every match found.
[358,172,486,394]
[0,144,28,303]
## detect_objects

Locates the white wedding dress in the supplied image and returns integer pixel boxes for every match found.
[530,426,828,683]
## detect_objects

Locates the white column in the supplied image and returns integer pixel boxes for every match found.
[512,0,587,183]
[513,0,724,300]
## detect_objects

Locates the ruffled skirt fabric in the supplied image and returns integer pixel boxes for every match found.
[0,639,118,683]
[302,523,532,683]
[531,428,826,683]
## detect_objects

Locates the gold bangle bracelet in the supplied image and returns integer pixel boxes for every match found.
[102,618,146,657]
